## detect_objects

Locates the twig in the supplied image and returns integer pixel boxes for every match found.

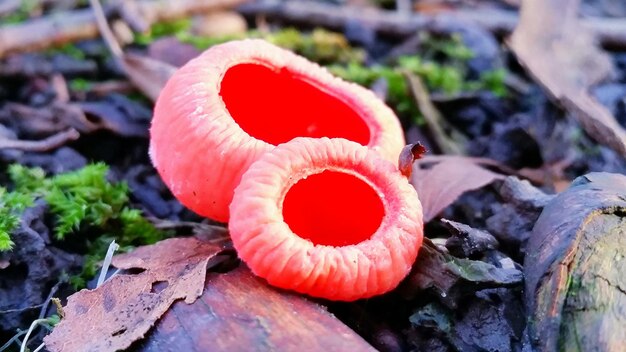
[37,278,65,320]
[89,0,123,60]
[0,330,26,352]
[238,1,626,49]
[0,0,250,58]
[403,71,467,155]
[0,128,79,152]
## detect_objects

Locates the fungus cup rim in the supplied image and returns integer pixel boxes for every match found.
[229,137,424,301]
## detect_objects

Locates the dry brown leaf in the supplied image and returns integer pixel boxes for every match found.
[122,54,177,102]
[411,157,505,222]
[509,0,626,157]
[44,237,224,352]
[137,266,376,351]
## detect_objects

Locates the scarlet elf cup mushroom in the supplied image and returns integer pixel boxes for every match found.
[229,138,423,301]
[149,39,405,222]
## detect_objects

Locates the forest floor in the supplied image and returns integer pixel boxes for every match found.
[1,0,626,351]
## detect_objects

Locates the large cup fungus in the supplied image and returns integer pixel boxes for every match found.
[150,39,405,222]
[229,138,423,301]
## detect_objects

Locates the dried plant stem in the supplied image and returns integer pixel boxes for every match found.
[0,128,79,152]
[97,240,120,287]
[20,319,52,352]
[403,71,467,155]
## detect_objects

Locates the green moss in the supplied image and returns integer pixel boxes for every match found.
[3,163,170,287]
[0,0,38,24]
[134,18,193,45]
[69,78,94,92]
[45,43,86,60]
[0,188,34,250]
[328,34,508,121]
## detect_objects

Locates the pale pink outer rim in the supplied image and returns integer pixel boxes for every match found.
[229,137,423,301]
[149,39,405,223]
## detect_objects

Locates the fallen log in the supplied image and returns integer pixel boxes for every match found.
[0,0,249,58]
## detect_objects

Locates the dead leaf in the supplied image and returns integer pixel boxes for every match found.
[411,156,505,222]
[147,37,200,67]
[401,239,523,308]
[398,142,427,178]
[524,172,626,351]
[509,0,626,157]
[122,54,177,102]
[137,266,376,351]
[44,237,224,352]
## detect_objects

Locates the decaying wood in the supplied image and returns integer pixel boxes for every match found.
[0,0,249,58]
[524,173,626,351]
[238,1,626,49]
[137,266,377,351]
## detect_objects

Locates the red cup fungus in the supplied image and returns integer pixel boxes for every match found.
[149,39,405,222]
[229,137,424,301]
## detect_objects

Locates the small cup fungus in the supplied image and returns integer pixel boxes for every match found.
[229,137,423,301]
[150,39,405,222]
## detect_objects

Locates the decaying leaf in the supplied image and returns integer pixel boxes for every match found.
[485,176,554,249]
[401,239,522,308]
[509,0,626,156]
[147,37,201,67]
[44,237,224,352]
[524,172,626,351]
[411,156,505,222]
[137,266,376,351]
[442,219,499,259]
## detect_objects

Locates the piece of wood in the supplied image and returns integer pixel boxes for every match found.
[0,0,249,58]
[136,266,376,352]
[524,173,626,351]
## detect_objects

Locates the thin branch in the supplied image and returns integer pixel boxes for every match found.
[403,71,467,155]
[0,128,79,152]
[0,0,250,58]
[88,0,123,60]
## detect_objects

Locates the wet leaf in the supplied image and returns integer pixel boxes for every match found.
[411,157,505,222]
[44,237,224,352]
[77,94,152,138]
[442,219,499,259]
[0,201,81,332]
[408,288,525,352]
[486,177,553,249]
[509,0,626,156]
[401,239,522,308]
[136,266,376,351]
[524,172,626,351]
